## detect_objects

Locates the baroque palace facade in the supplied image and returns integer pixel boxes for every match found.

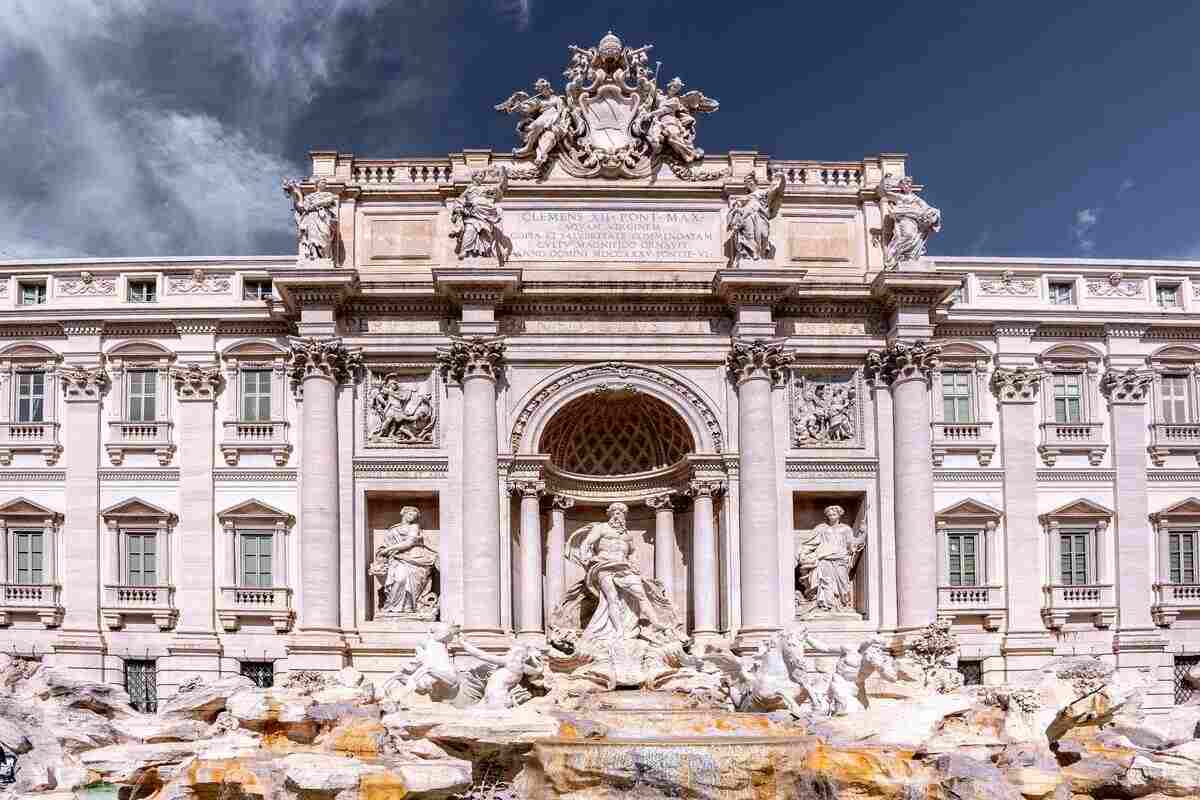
[2,33,1199,713]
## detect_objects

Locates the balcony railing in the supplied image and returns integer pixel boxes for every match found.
[1042,582,1116,629]
[1038,422,1107,466]
[219,420,291,466]
[0,582,62,628]
[931,421,996,466]
[1149,423,1200,466]
[1153,582,1200,627]
[937,585,1005,630]
[217,586,293,633]
[101,584,176,630]
[0,421,62,465]
[105,420,175,466]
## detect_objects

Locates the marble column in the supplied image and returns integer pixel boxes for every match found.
[289,337,359,637]
[727,340,789,641]
[512,480,545,641]
[866,341,940,633]
[54,366,108,677]
[688,480,724,642]
[437,336,505,636]
[646,492,678,602]
[545,495,573,623]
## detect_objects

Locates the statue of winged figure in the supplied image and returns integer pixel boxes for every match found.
[495,79,574,168]
[725,172,786,265]
[639,77,719,164]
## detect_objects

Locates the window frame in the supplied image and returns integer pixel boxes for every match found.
[238,529,275,588]
[0,499,61,587]
[1058,528,1093,585]
[124,659,158,713]
[1048,280,1076,305]
[17,280,48,306]
[13,529,45,585]
[126,278,158,304]
[239,368,273,422]
[1052,372,1084,423]
[13,369,47,423]
[242,278,274,301]
[935,499,1002,590]
[1151,499,1200,588]
[125,369,159,423]
[100,498,176,590]
[1040,499,1113,590]
[1154,278,1185,311]
[217,500,293,591]
[940,370,975,424]
[945,528,981,587]
[123,529,159,587]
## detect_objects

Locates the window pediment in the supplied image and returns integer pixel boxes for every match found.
[0,497,62,523]
[0,343,59,361]
[217,499,293,527]
[936,498,1003,524]
[1039,498,1113,526]
[100,497,176,524]
[1151,497,1200,524]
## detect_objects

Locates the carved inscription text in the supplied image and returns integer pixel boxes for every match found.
[507,209,719,261]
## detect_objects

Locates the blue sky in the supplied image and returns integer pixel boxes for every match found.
[1,1,1197,261]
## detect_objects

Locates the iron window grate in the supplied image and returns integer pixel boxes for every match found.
[241,661,274,688]
[1174,654,1200,705]
[125,659,157,713]
[957,659,983,687]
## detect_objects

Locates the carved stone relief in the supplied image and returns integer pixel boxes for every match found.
[165,270,232,295]
[978,270,1037,296]
[365,369,437,446]
[1087,272,1143,298]
[790,371,861,447]
[58,272,116,296]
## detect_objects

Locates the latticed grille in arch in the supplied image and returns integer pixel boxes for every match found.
[539,390,694,476]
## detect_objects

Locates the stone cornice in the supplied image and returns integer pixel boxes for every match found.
[711,269,800,307]
[60,321,105,337]
[1104,323,1148,340]
[508,479,546,497]
[871,271,963,309]
[288,336,362,387]
[432,268,521,305]
[174,319,219,335]
[784,458,878,476]
[1099,367,1155,403]
[435,336,505,382]
[865,340,941,386]
[991,323,1039,338]
[170,363,223,401]
[726,339,792,385]
[990,367,1046,403]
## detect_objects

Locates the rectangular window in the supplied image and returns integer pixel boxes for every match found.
[1176,655,1200,705]
[15,371,46,423]
[240,531,273,587]
[1162,375,1190,424]
[946,530,979,587]
[1049,281,1075,305]
[125,659,157,713]
[243,279,273,301]
[240,369,272,422]
[13,530,44,584]
[957,660,983,687]
[240,661,274,688]
[125,532,157,586]
[1169,531,1198,584]
[18,282,47,305]
[1157,284,1181,309]
[941,372,974,423]
[126,371,157,422]
[1059,531,1090,585]
[1053,373,1083,423]
[127,279,156,303]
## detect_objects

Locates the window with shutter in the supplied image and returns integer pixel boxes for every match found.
[240,531,273,587]
[15,372,45,423]
[13,530,44,584]
[240,370,272,422]
[127,371,157,422]
[1169,531,1198,584]
[126,532,157,586]
[946,530,979,586]
[1162,375,1190,424]
[1053,374,1083,423]
[1060,531,1090,585]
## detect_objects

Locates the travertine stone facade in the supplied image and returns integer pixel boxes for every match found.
[2,34,1200,714]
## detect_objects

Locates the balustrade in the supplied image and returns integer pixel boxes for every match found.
[217,586,293,632]
[1041,582,1116,629]
[0,421,61,465]
[219,420,291,466]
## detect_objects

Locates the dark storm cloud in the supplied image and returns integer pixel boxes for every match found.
[0,0,522,258]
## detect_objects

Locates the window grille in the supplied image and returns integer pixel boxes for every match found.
[1158,284,1181,309]
[957,660,983,687]
[1174,654,1200,705]
[18,283,46,305]
[240,369,272,422]
[125,659,157,712]
[941,372,974,423]
[15,372,45,423]
[127,279,157,303]
[240,661,274,688]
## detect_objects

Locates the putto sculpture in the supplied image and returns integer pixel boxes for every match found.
[368,373,436,443]
[724,173,786,266]
[283,177,338,261]
[792,374,858,446]
[879,174,941,269]
[370,506,439,619]
[381,621,461,705]
[448,166,510,264]
[496,31,720,178]
[795,505,866,614]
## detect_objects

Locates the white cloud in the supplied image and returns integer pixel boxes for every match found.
[1072,207,1099,254]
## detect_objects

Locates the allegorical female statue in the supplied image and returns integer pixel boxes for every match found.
[725,172,785,266]
[795,505,865,613]
[370,506,438,618]
[283,177,338,261]
[879,174,941,268]
[550,502,684,649]
[448,167,510,264]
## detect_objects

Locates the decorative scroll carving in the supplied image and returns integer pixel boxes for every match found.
[170,363,222,401]
[367,372,436,444]
[369,507,439,620]
[58,272,116,296]
[795,505,865,615]
[165,270,232,295]
[495,31,720,179]
[448,167,511,264]
[1100,368,1155,402]
[1087,272,1143,298]
[725,173,785,266]
[989,367,1046,402]
[726,339,792,385]
[435,336,505,383]
[879,174,941,269]
[791,372,859,446]
[58,366,109,400]
[978,271,1036,296]
[865,340,941,385]
[283,177,338,261]
[287,336,362,387]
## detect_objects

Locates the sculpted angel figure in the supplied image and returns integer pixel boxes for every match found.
[879,174,942,268]
[796,505,865,613]
[549,502,685,650]
[495,79,572,167]
[725,172,786,266]
[448,167,510,264]
[283,177,338,261]
[642,77,719,163]
[458,637,545,709]
[371,506,438,616]
[371,375,435,442]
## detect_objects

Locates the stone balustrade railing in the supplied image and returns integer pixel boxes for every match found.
[1042,583,1116,630]
[1152,582,1200,627]
[931,421,996,466]
[105,420,175,466]
[767,161,863,189]
[101,584,176,630]
[936,585,1005,631]
[219,420,291,466]
[0,421,62,465]
[0,582,63,628]
[349,159,453,186]
[217,586,294,633]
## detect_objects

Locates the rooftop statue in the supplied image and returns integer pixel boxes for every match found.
[496,31,719,178]
[725,173,785,266]
[448,166,511,264]
[282,177,338,262]
[879,173,942,269]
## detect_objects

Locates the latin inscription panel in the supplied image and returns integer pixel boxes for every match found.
[507,209,721,262]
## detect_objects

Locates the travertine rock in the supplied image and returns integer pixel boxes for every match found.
[157,674,256,721]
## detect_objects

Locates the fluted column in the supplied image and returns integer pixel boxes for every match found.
[646,492,678,602]
[545,495,573,623]
[867,340,940,633]
[289,337,359,634]
[512,480,545,641]
[437,336,505,636]
[688,480,724,641]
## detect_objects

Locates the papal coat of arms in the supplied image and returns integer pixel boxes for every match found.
[496,31,719,179]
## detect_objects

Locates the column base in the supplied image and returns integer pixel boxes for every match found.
[286,632,349,673]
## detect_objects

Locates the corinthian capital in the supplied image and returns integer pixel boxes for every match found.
[59,365,109,401]
[865,340,941,386]
[436,336,505,382]
[989,367,1045,403]
[726,339,791,385]
[1100,368,1155,403]
[287,336,362,386]
[170,363,223,401]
